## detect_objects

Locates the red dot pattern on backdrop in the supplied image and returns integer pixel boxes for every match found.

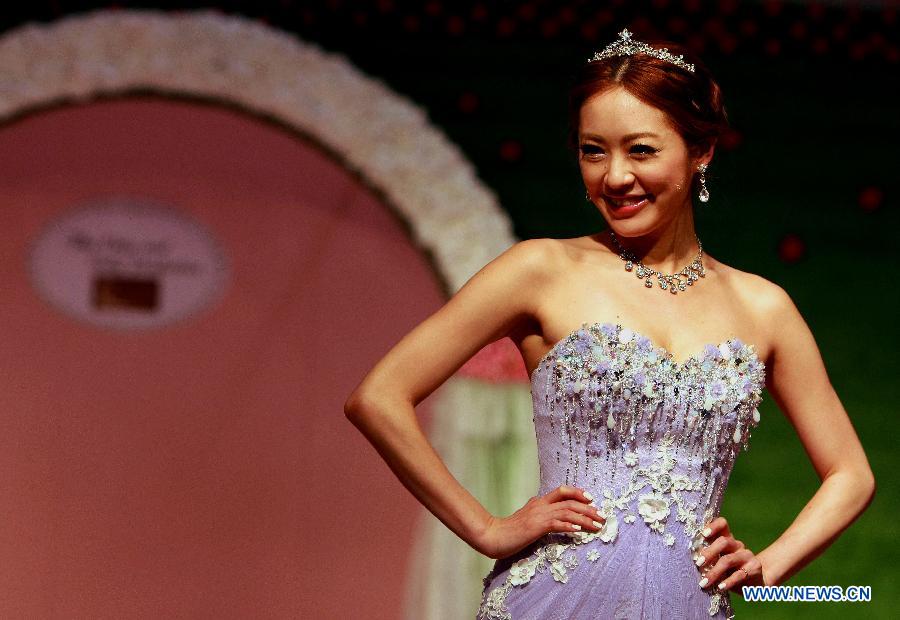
[298,1,894,65]
[778,233,806,263]
[581,22,599,41]
[719,129,743,151]
[518,4,537,21]
[299,1,892,273]
[763,0,783,18]
[457,92,479,114]
[858,186,884,213]
[497,16,516,37]
[499,139,523,163]
[718,0,739,16]
[541,19,559,38]
[402,15,419,32]
[447,15,464,36]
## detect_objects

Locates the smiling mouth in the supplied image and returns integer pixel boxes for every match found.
[606,195,651,208]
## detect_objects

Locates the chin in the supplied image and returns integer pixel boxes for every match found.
[605,216,663,239]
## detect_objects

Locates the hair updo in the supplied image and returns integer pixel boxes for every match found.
[567,37,730,162]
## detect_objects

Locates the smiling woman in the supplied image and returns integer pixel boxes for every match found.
[345,27,875,620]
[571,32,728,242]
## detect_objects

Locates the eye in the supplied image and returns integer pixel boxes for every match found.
[579,144,604,159]
[631,144,658,156]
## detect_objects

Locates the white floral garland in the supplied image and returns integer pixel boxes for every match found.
[0,12,528,620]
[0,8,518,292]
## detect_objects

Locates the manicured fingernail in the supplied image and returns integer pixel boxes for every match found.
[695,556,705,567]
[584,492,594,501]
[702,527,712,537]
[698,577,708,588]
[592,520,603,529]
[571,524,581,530]
[717,582,726,590]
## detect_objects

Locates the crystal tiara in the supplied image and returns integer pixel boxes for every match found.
[588,28,696,73]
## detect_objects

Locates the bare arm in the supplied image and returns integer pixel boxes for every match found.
[754,283,876,586]
[344,239,578,558]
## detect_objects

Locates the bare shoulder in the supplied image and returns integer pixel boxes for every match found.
[714,261,795,358]
[344,237,563,410]
[502,235,597,299]
[500,237,565,274]
[473,237,562,303]
[708,258,787,314]
[733,268,793,323]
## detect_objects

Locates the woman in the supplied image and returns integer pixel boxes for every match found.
[344,29,875,619]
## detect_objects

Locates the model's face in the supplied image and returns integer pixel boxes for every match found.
[579,87,708,235]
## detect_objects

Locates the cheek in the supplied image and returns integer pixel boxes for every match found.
[580,164,601,185]
[578,160,593,175]
[641,165,686,194]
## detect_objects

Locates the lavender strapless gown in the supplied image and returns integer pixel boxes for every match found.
[476,322,766,620]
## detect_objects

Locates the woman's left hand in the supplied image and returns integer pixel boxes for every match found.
[694,516,770,599]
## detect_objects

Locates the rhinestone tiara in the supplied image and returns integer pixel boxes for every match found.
[588,28,695,73]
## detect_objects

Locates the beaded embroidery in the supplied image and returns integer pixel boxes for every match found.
[477,322,766,620]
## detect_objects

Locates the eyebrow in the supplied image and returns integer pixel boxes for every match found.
[581,132,661,142]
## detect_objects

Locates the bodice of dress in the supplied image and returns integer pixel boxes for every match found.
[478,321,766,619]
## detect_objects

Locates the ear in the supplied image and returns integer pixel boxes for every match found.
[693,141,716,170]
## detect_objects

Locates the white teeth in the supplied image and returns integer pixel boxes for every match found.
[609,196,647,207]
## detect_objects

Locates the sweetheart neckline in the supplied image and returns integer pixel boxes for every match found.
[529,320,766,382]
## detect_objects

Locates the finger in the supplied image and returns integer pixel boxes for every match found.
[546,485,594,504]
[715,558,760,594]
[701,516,731,541]
[694,536,743,568]
[547,518,585,534]
[699,549,753,589]
[560,508,606,531]
[559,499,606,521]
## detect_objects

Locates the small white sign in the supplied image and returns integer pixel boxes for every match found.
[28,197,230,330]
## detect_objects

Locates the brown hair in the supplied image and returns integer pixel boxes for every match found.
[567,38,729,162]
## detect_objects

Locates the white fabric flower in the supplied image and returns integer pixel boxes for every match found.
[623,451,639,466]
[600,498,616,515]
[566,528,597,544]
[624,514,637,524]
[509,556,538,586]
[550,560,568,583]
[598,512,619,542]
[546,543,567,561]
[545,544,570,583]
[587,549,601,562]
[638,492,671,524]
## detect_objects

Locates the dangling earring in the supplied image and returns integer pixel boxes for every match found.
[698,163,710,203]
[585,190,592,202]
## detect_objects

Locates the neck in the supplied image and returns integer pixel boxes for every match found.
[608,209,700,274]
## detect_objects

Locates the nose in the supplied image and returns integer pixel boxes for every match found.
[604,154,635,193]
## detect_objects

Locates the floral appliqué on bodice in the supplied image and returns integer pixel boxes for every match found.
[477,322,766,620]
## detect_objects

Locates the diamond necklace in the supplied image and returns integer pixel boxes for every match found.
[608,230,706,294]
